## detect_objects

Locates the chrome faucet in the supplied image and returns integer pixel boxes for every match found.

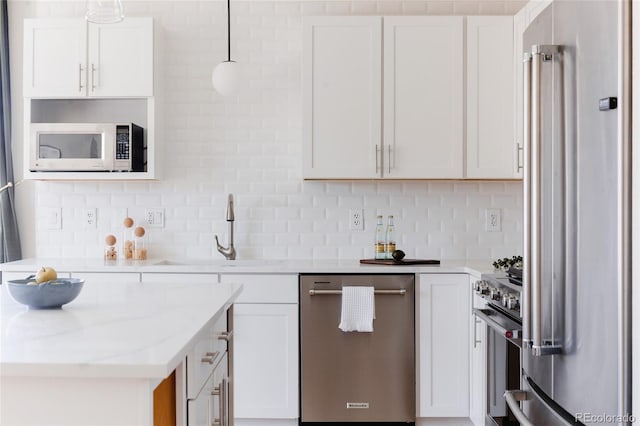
[215,193,236,260]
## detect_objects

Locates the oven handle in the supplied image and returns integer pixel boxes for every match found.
[473,308,521,342]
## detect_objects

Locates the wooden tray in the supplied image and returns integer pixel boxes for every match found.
[359,259,440,266]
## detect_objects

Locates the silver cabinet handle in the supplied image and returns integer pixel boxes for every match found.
[473,318,482,349]
[201,351,219,364]
[217,331,233,342]
[516,143,524,172]
[91,63,97,91]
[530,44,562,356]
[78,63,84,92]
[221,377,228,426]
[387,145,391,174]
[375,144,381,174]
[504,390,534,426]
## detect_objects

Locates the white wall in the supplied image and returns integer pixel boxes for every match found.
[8,0,525,261]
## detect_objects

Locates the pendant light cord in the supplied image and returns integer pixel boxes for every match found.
[227,0,231,62]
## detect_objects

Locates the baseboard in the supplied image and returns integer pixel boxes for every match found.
[235,419,298,426]
[417,418,474,426]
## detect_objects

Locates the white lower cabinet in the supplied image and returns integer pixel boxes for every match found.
[417,273,470,418]
[219,274,299,422]
[470,278,488,426]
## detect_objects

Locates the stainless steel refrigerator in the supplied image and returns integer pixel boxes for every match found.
[508,0,632,424]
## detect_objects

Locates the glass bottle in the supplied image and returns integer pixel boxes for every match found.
[122,217,134,260]
[133,226,147,260]
[375,215,385,259]
[104,234,118,262]
[385,215,396,259]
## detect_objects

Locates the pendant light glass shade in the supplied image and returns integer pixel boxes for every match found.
[212,0,238,95]
[85,0,124,24]
[212,60,239,96]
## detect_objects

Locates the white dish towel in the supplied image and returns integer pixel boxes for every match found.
[338,286,375,332]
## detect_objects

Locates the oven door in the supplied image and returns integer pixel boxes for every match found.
[474,307,522,426]
[30,123,114,171]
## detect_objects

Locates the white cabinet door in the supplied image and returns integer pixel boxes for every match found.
[232,303,298,419]
[383,16,464,178]
[219,274,299,420]
[466,16,516,179]
[417,273,469,417]
[470,282,488,426]
[88,18,153,97]
[23,19,87,98]
[23,18,153,98]
[303,16,382,179]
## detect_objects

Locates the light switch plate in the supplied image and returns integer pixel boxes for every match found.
[45,207,62,230]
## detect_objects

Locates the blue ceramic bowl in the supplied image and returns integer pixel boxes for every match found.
[7,278,84,309]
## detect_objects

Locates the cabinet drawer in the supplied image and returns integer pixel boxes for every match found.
[186,310,229,399]
[219,274,298,304]
[187,353,229,426]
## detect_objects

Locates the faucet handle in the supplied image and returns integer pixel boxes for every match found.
[226,193,235,221]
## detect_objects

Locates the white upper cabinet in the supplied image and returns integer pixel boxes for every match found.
[304,15,518,180]
[24,18,153,98]
[466,16,515,178]
[23,19,87,98]
[303,16,382,179]
[88,19,153,97]
[383,17,463,179]
[303,16,462,179]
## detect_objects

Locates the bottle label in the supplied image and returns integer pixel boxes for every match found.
[375,243,385,253]
[386,243,396,253]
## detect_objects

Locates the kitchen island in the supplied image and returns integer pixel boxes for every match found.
[0,277,242,426]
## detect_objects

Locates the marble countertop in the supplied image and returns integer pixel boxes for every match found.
[0,258,493,276]
[0,278,242,379]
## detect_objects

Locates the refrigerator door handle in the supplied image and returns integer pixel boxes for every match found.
[529,44,562,356]
[503,390,534,426]
[522,52,532,347]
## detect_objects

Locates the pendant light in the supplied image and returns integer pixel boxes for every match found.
[85,0,124,24]
[212,0,239,96]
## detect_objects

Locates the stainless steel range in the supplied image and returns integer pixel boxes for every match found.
[473,268,523,426]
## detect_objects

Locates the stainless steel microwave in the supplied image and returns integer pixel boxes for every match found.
[30,123,145,172]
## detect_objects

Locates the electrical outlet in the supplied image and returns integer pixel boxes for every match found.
[44,207,62,230]
[83,208,97,228]
[145,208,165,228]
[485,208,502,232]
[349,209,364,231]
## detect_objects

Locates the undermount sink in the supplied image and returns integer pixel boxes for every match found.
[153,259,284,267]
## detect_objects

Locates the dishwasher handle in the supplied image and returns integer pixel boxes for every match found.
[309,289,406,296]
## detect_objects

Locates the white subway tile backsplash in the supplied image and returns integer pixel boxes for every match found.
[15,0,524,262]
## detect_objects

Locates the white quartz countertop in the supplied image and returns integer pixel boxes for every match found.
[0,258,493,276]
[0,278,242,379]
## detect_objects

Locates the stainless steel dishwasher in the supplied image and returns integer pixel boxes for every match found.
[299,274,415,423]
